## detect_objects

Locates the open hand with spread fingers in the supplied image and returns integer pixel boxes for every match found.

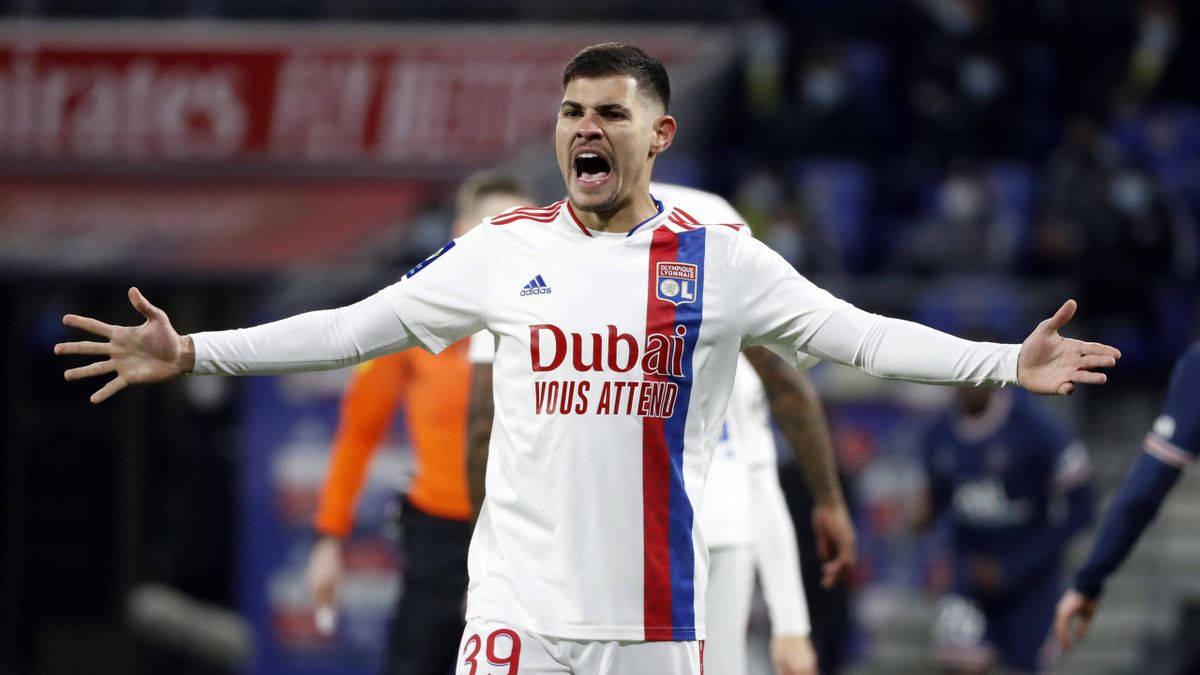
[54,287,195,404]
[1017,300,1121,395]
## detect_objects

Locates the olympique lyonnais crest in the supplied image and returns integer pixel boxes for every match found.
[655,261,698,306]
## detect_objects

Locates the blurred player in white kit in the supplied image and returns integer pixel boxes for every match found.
[700,353,814,675]
[653,185,824,675]
[57,43,1120,675]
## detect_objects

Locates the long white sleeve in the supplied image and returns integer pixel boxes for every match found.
[191,288,418,375]
[805,306,1020,386]
[749,462,811,637]
[734,235,1019,386]
[192,226,493,376]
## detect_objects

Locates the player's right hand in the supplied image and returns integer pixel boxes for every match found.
[1053,588,1097,651]
[813,501,856,588]
[306,535,345,635]
[55,287,194,404]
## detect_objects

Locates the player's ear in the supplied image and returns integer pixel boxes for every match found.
[649,115,676,157]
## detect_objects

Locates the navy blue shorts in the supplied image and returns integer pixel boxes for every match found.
[934,576,1060,673]
[981,579,1060,673]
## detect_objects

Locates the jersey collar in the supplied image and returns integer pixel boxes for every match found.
[562,195,671,239]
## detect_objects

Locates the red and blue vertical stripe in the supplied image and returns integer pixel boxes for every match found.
[642,226,706,641]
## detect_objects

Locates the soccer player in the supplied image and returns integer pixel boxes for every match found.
[1054,341,1199,651]
[57,43,1119,675]
[466,182,846,675]
[304,172,531,674]
[917,384,1094,673]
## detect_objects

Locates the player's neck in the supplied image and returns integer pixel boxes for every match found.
[570,192,659,234]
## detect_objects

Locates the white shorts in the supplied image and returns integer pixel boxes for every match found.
[455,618,705,675]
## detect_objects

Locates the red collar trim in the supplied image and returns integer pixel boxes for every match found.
[565,201,594,237]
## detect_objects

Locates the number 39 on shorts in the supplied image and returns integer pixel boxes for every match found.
[461,628,522,675]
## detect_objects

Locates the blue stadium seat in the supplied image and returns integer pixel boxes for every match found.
[912,278,1024,341]
[794,158,872,271]
[986,161,1035,267]
[843,41,889,101]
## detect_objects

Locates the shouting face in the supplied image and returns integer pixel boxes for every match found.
[555,75,675,220]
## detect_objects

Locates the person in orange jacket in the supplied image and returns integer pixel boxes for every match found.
[305,171,531,675]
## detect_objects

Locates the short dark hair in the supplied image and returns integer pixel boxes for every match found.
[562,42,671,112]
[456,170,532,216]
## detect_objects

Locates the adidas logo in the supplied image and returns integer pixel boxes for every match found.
[520,274,552,296]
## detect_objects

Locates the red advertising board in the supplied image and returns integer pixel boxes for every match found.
[0,176,434,270]
[0,22,717,166]
[0,23,730,271]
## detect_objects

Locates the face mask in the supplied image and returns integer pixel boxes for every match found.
[802,66,846,110]
[941,178,985,223]
[1109,172,1150,217]
[959,56,1003,102]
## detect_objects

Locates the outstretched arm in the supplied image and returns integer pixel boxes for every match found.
[57,285,425,402]
[803,299,1119,394]
[735,235,1119,393]
[56,228,492,403]
[744,346,855,588]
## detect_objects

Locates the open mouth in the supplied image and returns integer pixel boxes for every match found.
[573,150,612,186]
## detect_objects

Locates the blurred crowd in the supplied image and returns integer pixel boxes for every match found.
[3,2,1196,674]
[6,0,1193,369]
[720,0,1197,374]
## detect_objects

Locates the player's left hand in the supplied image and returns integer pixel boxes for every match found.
[1017,300,1120,395]
[1053,589,1098,651]
[813,501,856,588]
[771,634,818,675]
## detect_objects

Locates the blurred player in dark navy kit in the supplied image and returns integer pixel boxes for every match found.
[1055,341,1199,652]
[918,384,1095,674]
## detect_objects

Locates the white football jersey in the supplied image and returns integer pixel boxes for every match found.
[403,194,844,642]
[701,353,777,549]
[195,189,1018,642]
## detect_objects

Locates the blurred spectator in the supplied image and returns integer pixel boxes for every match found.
[1035,115,1195,365]
[915,385,1094,674]
[737,25,893,163]
[898,0,1028,159]
[889,161,1020,275]
[734,167,840,273]
[1121,1,1188,106]
[787,44,888,158]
